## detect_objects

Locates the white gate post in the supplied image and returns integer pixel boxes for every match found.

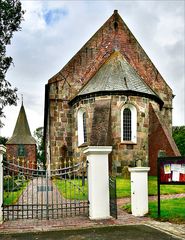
[83,146,112,220]
[128,167,150,217]
[0,145,6,223]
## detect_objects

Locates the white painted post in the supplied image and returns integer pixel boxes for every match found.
[0,145,6,223]
[83,146,112,220]
[128,167,150,217]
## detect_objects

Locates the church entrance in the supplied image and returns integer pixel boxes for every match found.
[3,158,88,221]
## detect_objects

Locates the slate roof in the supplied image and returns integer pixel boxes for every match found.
[7,104,36,145]
[77,51,158,98]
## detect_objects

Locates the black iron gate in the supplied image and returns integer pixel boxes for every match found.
[3,159,88,221]
[109,176,117,219]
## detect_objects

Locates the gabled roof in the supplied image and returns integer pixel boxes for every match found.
[7,104,36,145]
[47,10,172,105]
[70,51,163,106]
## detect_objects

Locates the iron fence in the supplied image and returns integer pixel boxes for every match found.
[3,158,89,221]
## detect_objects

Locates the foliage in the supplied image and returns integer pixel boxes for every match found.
[0,136,8,161]
[33,127,45,166]
[0,136,8,144]
[172,126,185,156]
[3,175,29,205]
[0,0,24,127]
[3,174,26,191]
[3,174,28,205]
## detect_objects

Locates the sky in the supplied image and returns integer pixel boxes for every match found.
[0,0,184,138]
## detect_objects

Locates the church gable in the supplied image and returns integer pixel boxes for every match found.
[48,10,172,107]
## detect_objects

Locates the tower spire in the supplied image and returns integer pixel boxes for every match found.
[6,102,36,144]
[21,94,23,106]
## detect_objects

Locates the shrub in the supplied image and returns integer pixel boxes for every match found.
[3,174,25,192]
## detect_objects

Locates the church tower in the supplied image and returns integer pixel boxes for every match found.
[6,102,37,169]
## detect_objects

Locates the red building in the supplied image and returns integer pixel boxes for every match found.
[6,103,37,169]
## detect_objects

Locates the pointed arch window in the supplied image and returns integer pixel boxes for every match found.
[77,108,87,146]
[121,104,137,143]
[123,108,132,141]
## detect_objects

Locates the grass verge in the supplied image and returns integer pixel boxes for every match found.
[3,181,28,205]
[123,198,185,223]
[116,176,185,198]
[53,176,185,199]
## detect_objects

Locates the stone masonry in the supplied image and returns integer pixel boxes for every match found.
[44,10,180,175]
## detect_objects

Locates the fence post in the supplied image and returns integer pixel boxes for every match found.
[83,146,112,220]
[128,167,150,216]
[0,145,6,223]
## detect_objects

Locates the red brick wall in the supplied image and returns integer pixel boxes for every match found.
[6,144,37,169]
[149,104,180,175]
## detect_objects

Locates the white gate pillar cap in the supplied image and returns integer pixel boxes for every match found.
[83,146,112,155]
[0,145,6,154]
[128,167,150,173]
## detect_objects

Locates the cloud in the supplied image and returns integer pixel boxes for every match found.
[1,0,184,138]
[43,8,68,25]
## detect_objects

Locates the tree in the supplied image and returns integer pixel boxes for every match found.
[172,126,185,156]
[0,0,24,127]
[0,136,8,161]
[0,136,8,145]
[33,127,45,166]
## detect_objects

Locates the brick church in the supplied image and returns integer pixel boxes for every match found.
[6,102,37,168]
[44,10,180,175]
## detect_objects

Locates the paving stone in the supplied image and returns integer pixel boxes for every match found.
[1,194,185,239]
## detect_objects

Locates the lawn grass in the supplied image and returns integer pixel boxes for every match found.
[116,176,131,198]
[53,178,88,200]
[3,181,28,205]
[116,176,185,198]
[53,176,185,200]
[148,176,185,195]
[148,198,185,223]
[123,197,185,223]
[4,176,184,203]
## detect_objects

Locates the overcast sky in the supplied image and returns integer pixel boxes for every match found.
[0,0,184,138]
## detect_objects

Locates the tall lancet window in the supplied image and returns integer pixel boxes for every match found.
[121,104,137,143]
[83,112,87,143]
[123,108,132,141]
[77,108,87,146]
